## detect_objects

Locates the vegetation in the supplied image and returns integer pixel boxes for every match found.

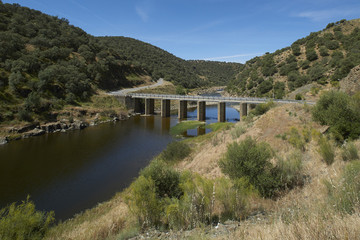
[325,160,360,214]
[318,136,335,165]
[227,19,360,97]
[0,197,54,240]
[312,91,360,142]
[341,141,359,161]
[160,141,191,163]
[219,137,303,197]
[0,2,242,124]
[169,120,205,136]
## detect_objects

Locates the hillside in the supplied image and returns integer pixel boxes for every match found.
[0,2,241,125]
[227,19,360,99]
[41,93,360,239]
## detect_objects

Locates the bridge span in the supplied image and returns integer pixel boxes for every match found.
[112,93,315,122]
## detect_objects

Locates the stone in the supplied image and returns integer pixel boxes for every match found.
[0,137,8,145]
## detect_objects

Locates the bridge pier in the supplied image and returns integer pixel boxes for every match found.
[161,99,171,117]
[145,98,154,115]
[197,101,206,121]
[134,98,142,113]
[240,102,248,120]
[178,100,187,120]
[218,102,226,122]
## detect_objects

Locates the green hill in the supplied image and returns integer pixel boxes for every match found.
[0,2,241,123]
[227,19,360,99]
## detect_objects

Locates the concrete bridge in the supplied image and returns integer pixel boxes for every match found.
[115,93,315,122]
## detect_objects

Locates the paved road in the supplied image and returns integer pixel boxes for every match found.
[108,78,164,95]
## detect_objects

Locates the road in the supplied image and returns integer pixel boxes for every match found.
[108,78,164,96]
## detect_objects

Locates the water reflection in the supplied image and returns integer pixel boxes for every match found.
[0,103,239,221]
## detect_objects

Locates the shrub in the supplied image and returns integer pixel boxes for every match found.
[318,136,335,165]
[276,150,304,189]
[219,137,278,197]
[291,44,301,56]
[141,159,183,199]
[288,127,305,151]
[319,46,329,57]
[216,177,253,221]
[325,160,360,214]
[306,48,318,61]
[252,101,274,116]
[125,175,161,228]
[295,94,303,100]
[231,125,246,139]
[312,91,360,141]
[161,141,191,162]
[0,197,54,240]
[341,142,359,161]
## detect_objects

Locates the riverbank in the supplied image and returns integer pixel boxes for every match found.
[0,93,132,145]
[44,101,360,240]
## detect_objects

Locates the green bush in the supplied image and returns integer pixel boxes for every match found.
[219,137,278,197]
[141,159,183,199]
[341,142,359,161]
[295,94,303,100]
[125,175,161,228]
[252,101,275,116]
[161,141,191,162]
[291,44,301,56]
[287,127,305,151]
[0,197,54,240]
[318,136,335,165]
[325,160,360,214]
[306,48,318,61]
[312,91,360,141]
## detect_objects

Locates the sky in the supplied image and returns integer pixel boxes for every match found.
[3,0,360,63]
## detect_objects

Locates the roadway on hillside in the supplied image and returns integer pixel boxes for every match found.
[108,78,164,95]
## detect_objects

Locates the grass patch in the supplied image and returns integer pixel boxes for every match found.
[170,121,205,136]
[206,122,234,132]
[87,95,124,109]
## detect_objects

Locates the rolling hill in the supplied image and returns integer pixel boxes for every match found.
[227,18,360,99]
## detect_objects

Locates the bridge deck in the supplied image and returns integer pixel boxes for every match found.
[123,93,316,105]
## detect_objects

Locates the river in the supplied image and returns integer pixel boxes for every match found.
[0,103,240,221]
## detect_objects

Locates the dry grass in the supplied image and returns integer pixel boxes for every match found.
[45,195,134,240]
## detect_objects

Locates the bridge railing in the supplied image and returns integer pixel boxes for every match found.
[125,93,316,105]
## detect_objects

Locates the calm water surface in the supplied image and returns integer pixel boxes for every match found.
[0,103,239,221]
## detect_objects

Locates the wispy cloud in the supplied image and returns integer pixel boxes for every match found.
[295,7,360,22]
[69,0,115,27]
[135,5,149,22]
[204,53,262,61]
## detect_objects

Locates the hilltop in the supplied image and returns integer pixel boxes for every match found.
[227,19,360,99]
[0,2,241,126]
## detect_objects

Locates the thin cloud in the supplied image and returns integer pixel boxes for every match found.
[69,0,115,27]
[295,8,360,22]
[204,53,262,61]
[135,5,149,22]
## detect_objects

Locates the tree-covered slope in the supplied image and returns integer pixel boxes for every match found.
[228,19,360,98]
[0,2,241,123]
[189,60,244,86]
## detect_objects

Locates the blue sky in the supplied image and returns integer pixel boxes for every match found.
[3,0,360,63]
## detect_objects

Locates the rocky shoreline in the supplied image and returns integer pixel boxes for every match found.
[0,110,134,145]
